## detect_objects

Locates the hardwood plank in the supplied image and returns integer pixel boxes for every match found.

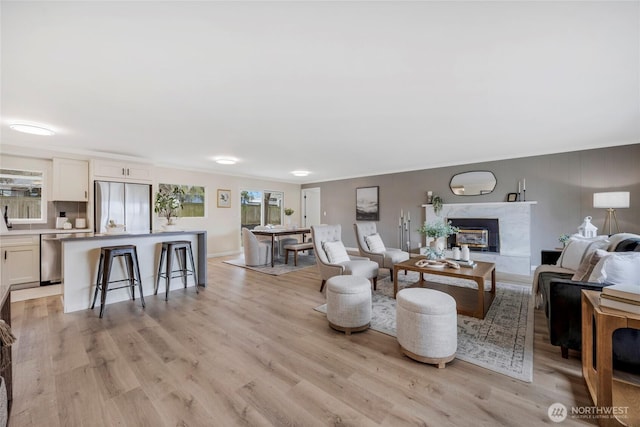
[8,257,604,426]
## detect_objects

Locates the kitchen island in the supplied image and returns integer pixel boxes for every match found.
[60,230,206,313]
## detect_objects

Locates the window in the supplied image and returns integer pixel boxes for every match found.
[263,191,283,226]
[0,168,46,223]
[240,189,284,229]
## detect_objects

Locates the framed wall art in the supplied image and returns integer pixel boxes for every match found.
[356,186,379,221]
[158,183,205,217]
[217,189,231,208]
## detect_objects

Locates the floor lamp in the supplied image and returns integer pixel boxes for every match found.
[593,191,630,235]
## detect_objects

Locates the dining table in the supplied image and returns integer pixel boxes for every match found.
[251,227,312,267]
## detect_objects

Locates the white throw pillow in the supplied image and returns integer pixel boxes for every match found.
[365,233,386,253]
[323,240,350,264]
[556,236,609,271]
[588,251,640,285]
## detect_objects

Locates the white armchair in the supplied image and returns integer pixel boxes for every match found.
[311,224,379,292]
[354,222,409,277]
[242,228,272,267]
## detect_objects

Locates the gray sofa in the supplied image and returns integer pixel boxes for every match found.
[536,233,640,373]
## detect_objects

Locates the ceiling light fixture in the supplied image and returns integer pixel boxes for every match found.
[291,170,310,177]
[215,157,237,165]
[9,122,55,136]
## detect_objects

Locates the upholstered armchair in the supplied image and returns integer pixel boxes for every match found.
[242,228,272,267]
[311,224,379,292]
[354,222,410,276]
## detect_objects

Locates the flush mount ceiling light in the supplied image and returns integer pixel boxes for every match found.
[291,170,310,177]
[215,157,237,165]
[9,122,55,136]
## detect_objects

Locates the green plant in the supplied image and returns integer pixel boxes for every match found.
[154,186,184,223]
[418,220,459,238]
[559,233,571,246]
[284,208,294,216]
[432,195,443,215]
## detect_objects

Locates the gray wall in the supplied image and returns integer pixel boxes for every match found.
[303,143,640,266]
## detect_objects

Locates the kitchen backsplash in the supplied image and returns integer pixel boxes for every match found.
[8,201,87,231]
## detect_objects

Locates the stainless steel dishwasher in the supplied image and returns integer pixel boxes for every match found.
[40,234,62,285]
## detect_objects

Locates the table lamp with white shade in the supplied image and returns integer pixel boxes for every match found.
[593,191,630,235]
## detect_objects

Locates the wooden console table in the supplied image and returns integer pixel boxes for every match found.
[581,290,640,426]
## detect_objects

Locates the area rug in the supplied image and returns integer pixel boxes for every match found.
[224,254,316,276]
[315,272,534,382]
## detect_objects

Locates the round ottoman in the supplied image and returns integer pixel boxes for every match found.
[326,275,372,335]
[396,288,457,368]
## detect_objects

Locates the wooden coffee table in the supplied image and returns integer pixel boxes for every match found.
[393,256,496,319]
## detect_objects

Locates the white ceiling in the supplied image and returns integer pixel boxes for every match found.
[2,1,639,183]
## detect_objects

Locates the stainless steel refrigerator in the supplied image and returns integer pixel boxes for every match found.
[94,181,152,233]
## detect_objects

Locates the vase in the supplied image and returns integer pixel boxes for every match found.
[461,244,470,261]
[162,217,179,231]
[429,237,445,252]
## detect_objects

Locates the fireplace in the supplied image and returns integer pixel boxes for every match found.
[447,218,500,253]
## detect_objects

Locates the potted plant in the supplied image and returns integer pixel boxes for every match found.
[284,208,294,227]
[154,186,184,228]
[418,220,459,259]
[432,195,444,215]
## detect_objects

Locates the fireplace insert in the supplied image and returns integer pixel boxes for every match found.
[447,218,500,252]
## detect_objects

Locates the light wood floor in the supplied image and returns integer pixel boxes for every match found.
[9,257,598,426]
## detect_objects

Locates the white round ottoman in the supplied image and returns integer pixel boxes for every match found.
[326,275,372,335]
[396,288,457,368]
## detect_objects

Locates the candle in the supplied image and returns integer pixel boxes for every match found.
[408,211,410,221]
[518,180,521,193]
[401,209,404,218]
[523,178,526,190]
[405,222,408,230]
[399,217,402,227]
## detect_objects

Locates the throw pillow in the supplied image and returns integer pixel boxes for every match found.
[323,241,350,264]
[556,236,609,271]
[588,251,640,285]
[365,233,386,253]
[572,249,607,281]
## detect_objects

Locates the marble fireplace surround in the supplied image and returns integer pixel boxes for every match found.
[422,201,537,276]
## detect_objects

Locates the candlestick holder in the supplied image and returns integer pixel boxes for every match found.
[522,189,526,202]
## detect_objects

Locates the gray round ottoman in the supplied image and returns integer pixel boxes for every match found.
[326,275,372,335]
[396,288,457,368]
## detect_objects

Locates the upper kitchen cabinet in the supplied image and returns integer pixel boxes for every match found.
[52,158,89,201]
[93,159,153,182]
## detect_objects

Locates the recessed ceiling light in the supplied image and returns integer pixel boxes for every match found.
[291,170,310,177]
[9,123,55,136]
[215,157,237,165]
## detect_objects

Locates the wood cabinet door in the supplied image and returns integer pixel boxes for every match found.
[2,245,39,285]
[53,158,89,201]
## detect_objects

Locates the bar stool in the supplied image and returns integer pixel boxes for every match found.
[155,240,198,300]
[91,245,145,318]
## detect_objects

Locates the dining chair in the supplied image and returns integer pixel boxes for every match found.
[242,228,272,266]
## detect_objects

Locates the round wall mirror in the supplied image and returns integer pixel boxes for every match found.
[449,171,497,196]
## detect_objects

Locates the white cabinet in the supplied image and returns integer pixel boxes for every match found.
[1,235,40,286]
[52,158,89,201]
[93,160,153,182]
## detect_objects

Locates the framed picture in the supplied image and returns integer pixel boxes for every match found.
[159,183,206,217]
[217,189,231,208]
[356,186,379,221]
[507,192,518,202]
